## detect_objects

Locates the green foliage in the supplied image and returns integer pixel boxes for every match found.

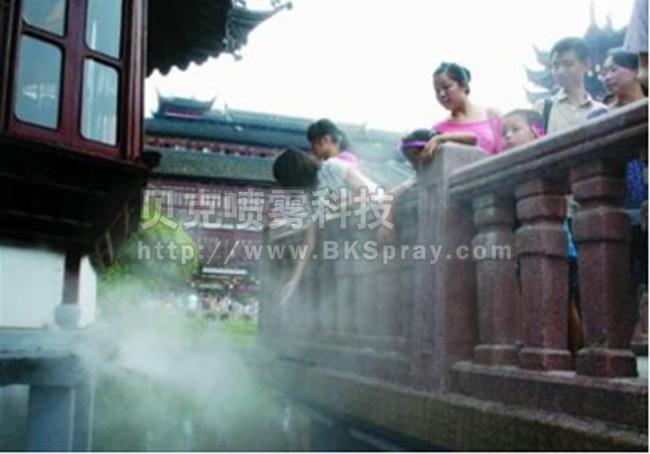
[99,202,199,300]
[92,366,289,452]
[219,318,257,339]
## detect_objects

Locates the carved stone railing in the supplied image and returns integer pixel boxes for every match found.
[261,187,419,385]
[262,99,647,434]
[446,99,647,432]
[449,99,647,378]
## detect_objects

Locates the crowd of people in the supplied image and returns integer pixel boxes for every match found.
[160,291,260,323]
[198,294,259,322]
[273,33,647,220]
[271,14,649,351]
[193,294,259,322]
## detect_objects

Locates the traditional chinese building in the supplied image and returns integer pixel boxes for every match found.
[0,0,289,451]
[144,95,406,295]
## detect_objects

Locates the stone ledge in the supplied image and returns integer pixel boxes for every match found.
[450,360,647,433]
[0,327,114,386]
[272,339,411,385]
[0,352,84,386]
[264,357,647,451]
[449,99,648,200]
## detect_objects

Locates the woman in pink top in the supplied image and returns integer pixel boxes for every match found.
[423,62,503,158]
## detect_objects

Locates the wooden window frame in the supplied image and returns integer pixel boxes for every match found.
[5,0,141,160]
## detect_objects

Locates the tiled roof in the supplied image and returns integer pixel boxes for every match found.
[146,105,403,162]
[147,2,289,75]
[149,148,275,184]
[146,116,310,150]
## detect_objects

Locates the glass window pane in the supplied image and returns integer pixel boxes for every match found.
[81,60,119,145]
[85,0,123,58]
[14,36,62,129]
[22,0,67,36]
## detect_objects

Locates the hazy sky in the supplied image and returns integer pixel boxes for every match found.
[145,0,635,133]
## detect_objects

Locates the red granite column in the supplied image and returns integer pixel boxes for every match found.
[309,248,323,336]
[471,193,519,365]
[413,144,484,391]
[321,222,338,339]
[515,179,573,370]
[301,244,317,336]
[570,160,637,377]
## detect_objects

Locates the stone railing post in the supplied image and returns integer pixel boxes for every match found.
[319,222,338,340]
[515,178,573,371]
[308,244,322,336]
[471,193,519,365]
[570,160,637,377]
[413,144,485,391]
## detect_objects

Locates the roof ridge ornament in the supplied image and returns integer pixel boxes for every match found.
[223,0,292,58]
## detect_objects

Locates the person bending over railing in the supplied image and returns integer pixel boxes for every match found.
[271,148,413,306]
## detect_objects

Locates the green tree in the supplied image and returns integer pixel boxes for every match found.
[99,202,199,305]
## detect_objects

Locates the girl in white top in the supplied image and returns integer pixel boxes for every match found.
[272,149,411,305]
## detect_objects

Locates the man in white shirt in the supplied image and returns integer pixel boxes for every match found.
[537,37,608,134]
